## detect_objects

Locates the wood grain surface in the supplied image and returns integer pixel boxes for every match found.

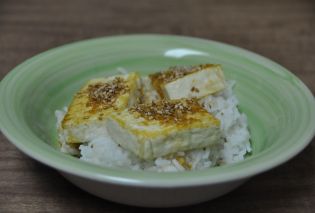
[0,0,314,212]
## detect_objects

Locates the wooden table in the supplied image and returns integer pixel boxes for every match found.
[1,0,314,212]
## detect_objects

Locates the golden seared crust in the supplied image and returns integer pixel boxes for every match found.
[87,77,129,110]
[61,73,139,137]
[149,64,220,98]
[110,99,220,139]
[107,98,222,159]
[129,99,212,125]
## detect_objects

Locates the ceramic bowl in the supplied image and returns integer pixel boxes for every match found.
[1,35,315,207]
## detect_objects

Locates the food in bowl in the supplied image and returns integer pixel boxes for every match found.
[56,73,140,155]
[107,98,222,160]
[56,64,251,172]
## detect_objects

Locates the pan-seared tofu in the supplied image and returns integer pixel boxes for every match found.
[59,73,140,146]
[149,64,225,100]
[106,99,223,160]
[138,76,160,104]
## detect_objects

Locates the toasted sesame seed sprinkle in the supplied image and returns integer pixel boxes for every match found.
[129,99,206,123]
[88,77,128,109]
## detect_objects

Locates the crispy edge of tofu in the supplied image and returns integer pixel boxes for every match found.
[106,114,222,160]
[162,65,226,99]
[106,99,221,159]
[109,107,220,138]
[149,64,223,98]
[59,72,140,144]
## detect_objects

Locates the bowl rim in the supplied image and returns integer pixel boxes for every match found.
[1,34,315,187]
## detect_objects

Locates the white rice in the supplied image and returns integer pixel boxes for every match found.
[55,80,251,172]
[199,80,251,164]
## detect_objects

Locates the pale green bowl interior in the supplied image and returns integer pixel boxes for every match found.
[1,35,314,186]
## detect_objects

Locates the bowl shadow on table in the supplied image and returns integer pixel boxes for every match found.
[22,139,313,212]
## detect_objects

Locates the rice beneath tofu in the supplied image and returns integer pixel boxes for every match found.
[55,80,251,172]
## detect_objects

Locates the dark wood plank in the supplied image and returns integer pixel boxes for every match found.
[1,0,314,212]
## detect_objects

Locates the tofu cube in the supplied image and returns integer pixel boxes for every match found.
[149,64,225,100]
[59,73,140,145]
[106,99,223,160]
[138,76,160,104]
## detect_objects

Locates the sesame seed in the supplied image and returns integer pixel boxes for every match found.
[191,86,199,93]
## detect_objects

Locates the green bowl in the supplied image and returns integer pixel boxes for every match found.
[1,35,314,207]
